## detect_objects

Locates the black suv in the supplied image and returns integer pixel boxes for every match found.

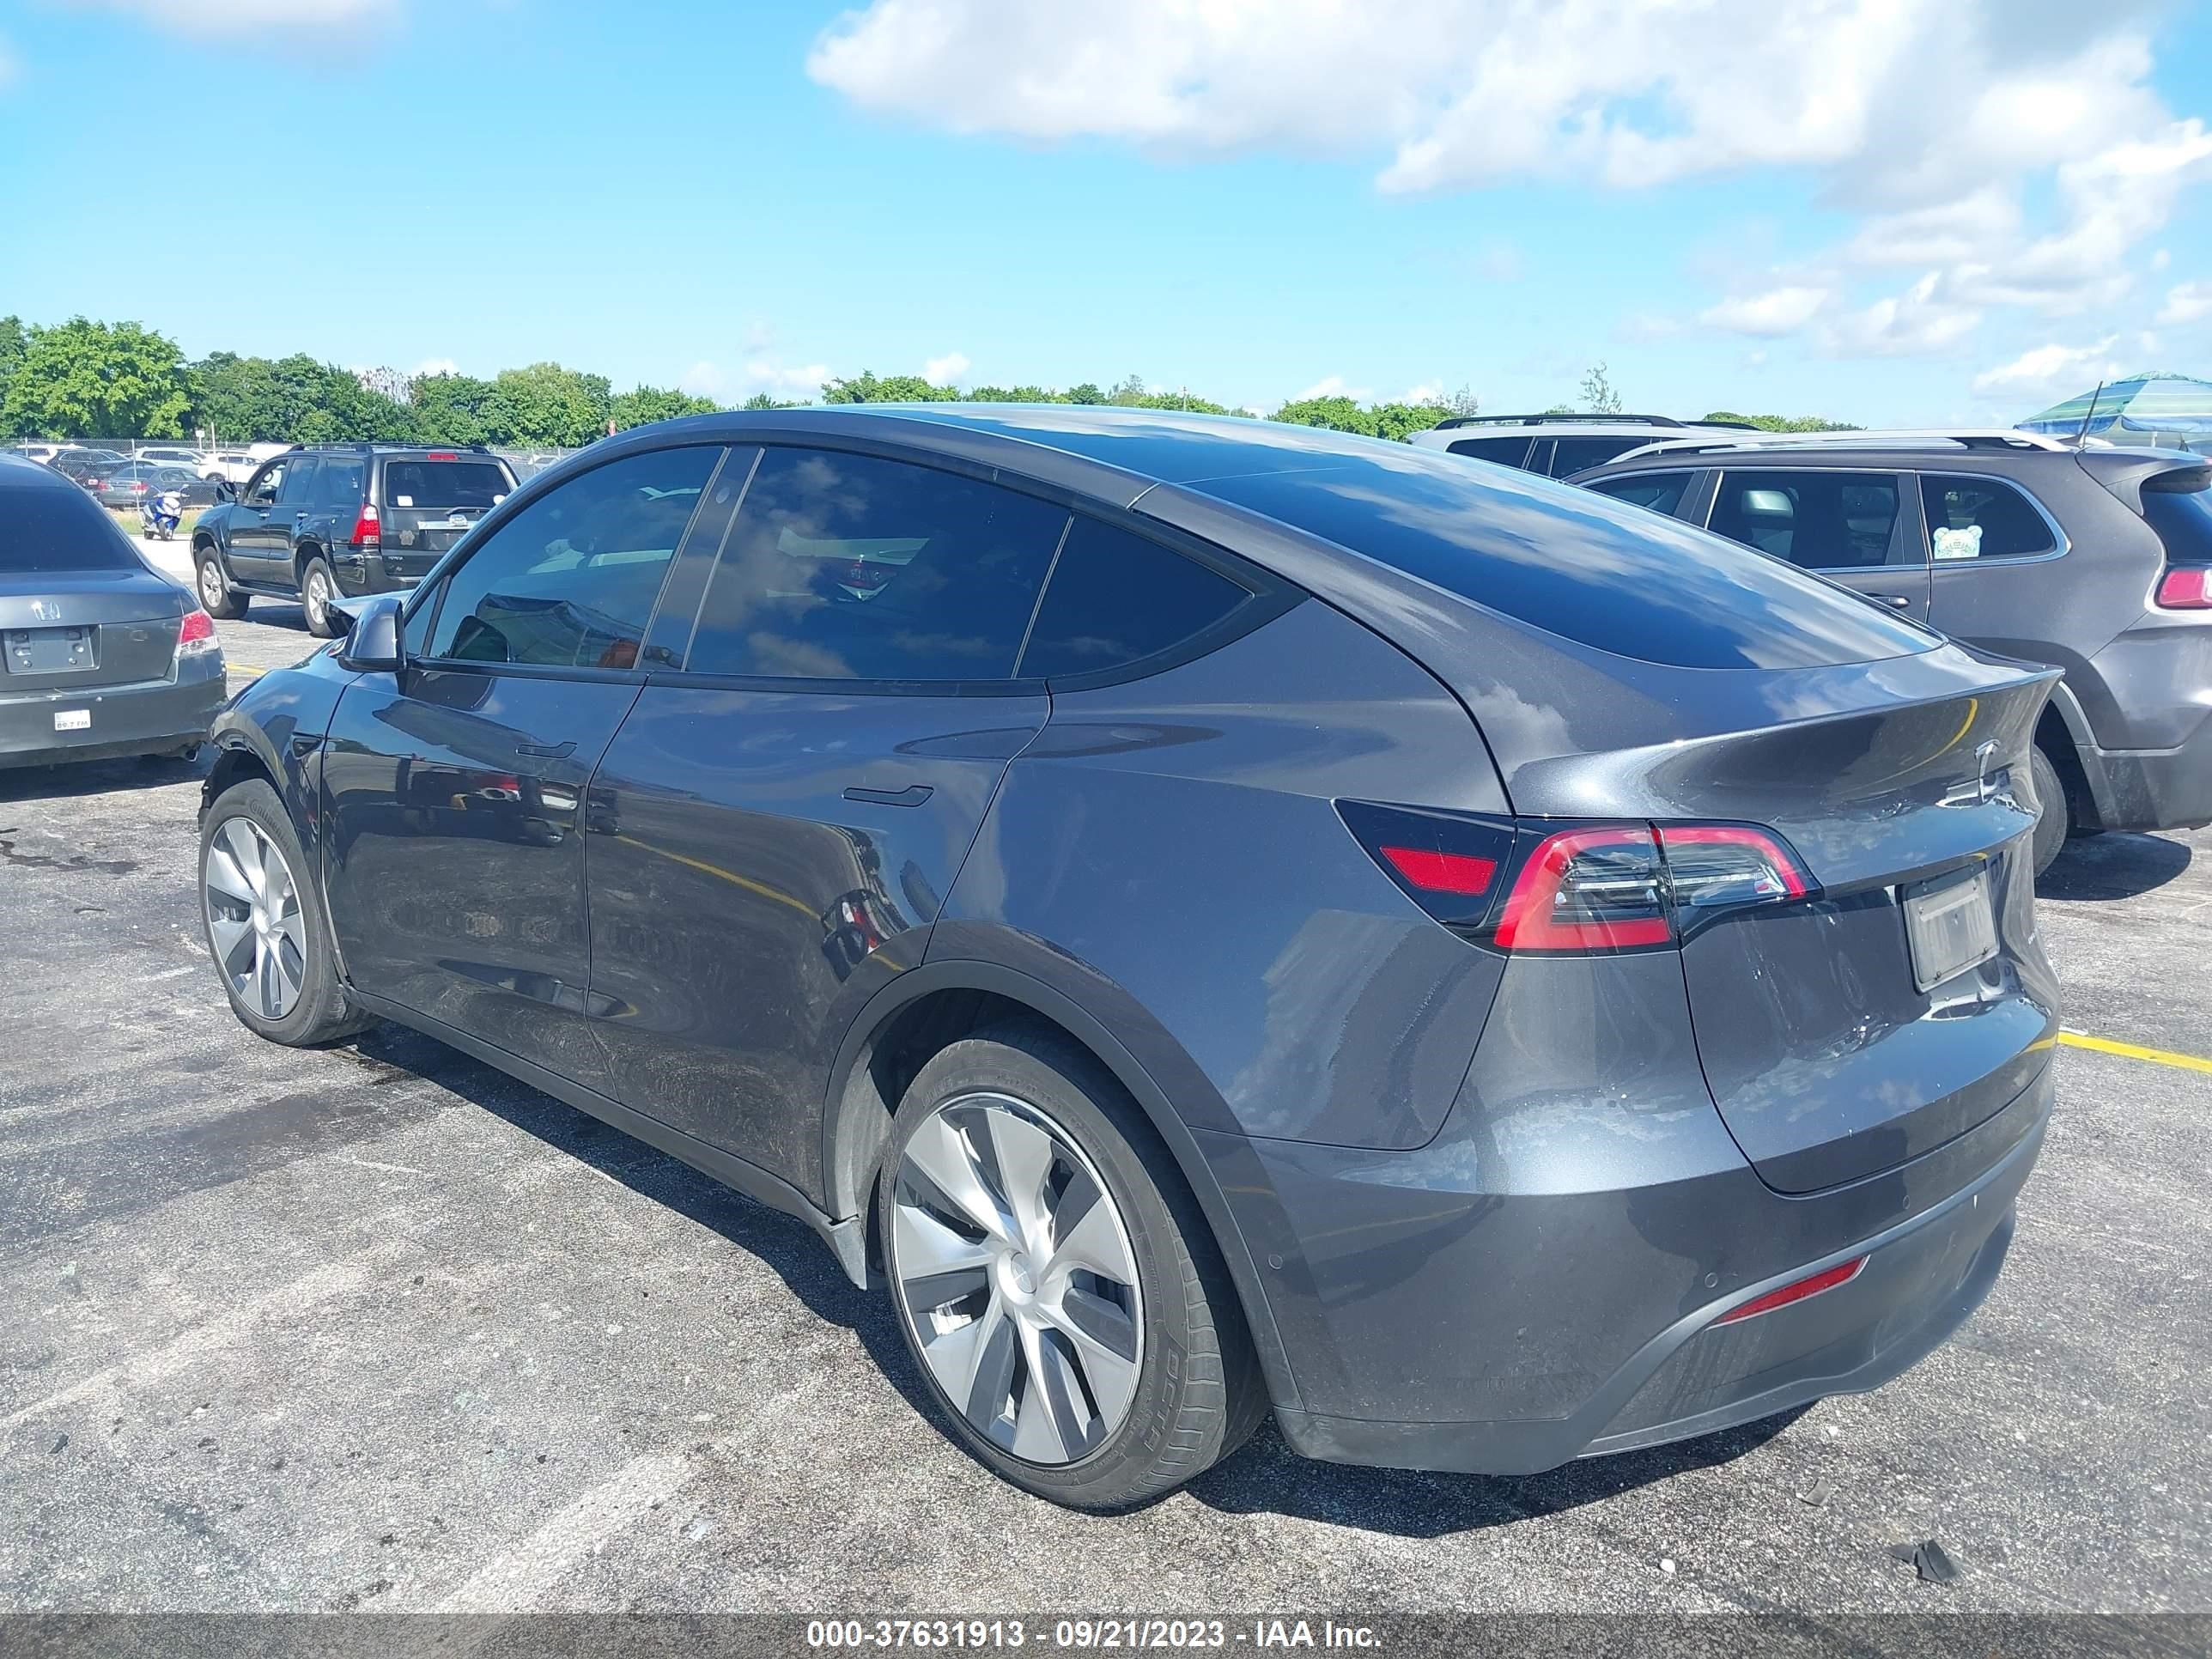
[1571,432,2212,873]
[192,443,519,636]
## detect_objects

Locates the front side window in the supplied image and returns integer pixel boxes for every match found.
[424,445,715,671]
[1018,518,1254,678]
[684,447,1067,682]
[1447,435,1535,467]
[246,460,286,505]
[1710,471,1905,570]
[1920,475,2059,561]
[1588,471,1693,517]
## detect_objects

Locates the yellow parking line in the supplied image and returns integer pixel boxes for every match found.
[2058,1030,2212,1075]
[228,666,264,681]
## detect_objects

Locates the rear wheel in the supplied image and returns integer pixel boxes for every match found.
[878,1020,1265,1510]
[199,779,374,1046]
[195,547,246,619]
[2029,744,2069,878]
[301,556,340,638]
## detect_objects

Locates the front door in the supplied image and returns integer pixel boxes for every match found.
[581,443,1070,1192]
[1706,467,1929,621]
[319,441,720,1088]
[228,456,297,586]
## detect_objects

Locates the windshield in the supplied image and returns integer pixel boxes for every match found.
[0,482,143,572]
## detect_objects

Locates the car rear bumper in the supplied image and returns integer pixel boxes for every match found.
[1202,1058,2052,1476]
[0,663,226,769]
[2079,720,2212,833]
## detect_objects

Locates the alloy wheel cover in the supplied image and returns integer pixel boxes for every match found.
[202,816,308,1021]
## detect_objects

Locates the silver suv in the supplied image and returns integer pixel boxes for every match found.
[1408,412,1758,477]
[1571,430,2212,874]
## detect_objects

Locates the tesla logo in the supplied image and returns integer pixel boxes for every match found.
[1975,739,2001,804]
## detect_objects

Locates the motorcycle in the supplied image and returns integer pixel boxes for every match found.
[139,489,183,541]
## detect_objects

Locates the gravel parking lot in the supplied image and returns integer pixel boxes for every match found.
[2,590,2208,1620]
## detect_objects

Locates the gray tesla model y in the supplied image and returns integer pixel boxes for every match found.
[197,407,2059,1509]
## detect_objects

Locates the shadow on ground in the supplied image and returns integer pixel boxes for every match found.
[0,750,208,805]
[346,1021,1797,1536]
[2039,832,2192,902]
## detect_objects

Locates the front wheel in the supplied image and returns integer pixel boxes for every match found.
[878,1021,1265,1510]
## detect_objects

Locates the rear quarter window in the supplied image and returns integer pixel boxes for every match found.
[2141,469,2212,562]
[0,481,142,572]
[1190,448,1938,670]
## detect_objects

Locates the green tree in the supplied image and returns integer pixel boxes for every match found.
[740,392,805,410]
[2,318,191,440]
[484,362,611,447]
[1446,383,1480,417]
[1066,382,1105,404]
[820,369,959,404]
[410,373,497,446]
[1271,394,1379,435]
[610,385,720,428]
[1580,362,1623,415]
[0,316,26,425]
[1703,409,1861,432]
[1370,400,1452,441]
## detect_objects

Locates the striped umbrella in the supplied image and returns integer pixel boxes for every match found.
[2018,372,2212,448]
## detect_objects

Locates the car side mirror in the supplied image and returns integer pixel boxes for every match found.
[331,592,404,673]
[215,479,237,503]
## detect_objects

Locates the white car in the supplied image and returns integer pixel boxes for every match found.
[1407,413,1765,478]
[7,442,62,466]
[132,446,206,471]
[199,450,264,483]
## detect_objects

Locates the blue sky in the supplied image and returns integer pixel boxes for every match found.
[2,0,2208,425]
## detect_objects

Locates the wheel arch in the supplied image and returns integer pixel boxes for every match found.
[2035,680,2107,833]
[820,955,1304,1412]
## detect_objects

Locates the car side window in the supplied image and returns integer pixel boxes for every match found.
[1548,435,1650,477]
[1018,518,1255,679]
[320,457,367,507]
[683,447,1067,683]
[277,459,319,507]
[1588,471,1694,517]
[402,584,441,658]
[423,445,717,672]
[246,461,285,505]
[1446,436,1534,467]
[1709,471,1905,570]
[1920,475,2059,562]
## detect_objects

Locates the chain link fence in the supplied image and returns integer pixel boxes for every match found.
[14,438,585,479]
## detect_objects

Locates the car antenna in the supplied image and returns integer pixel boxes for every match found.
[2075,380,2106,447]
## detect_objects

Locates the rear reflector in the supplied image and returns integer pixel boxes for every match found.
[1712,1256,1867,1325]
[2154,567,2211,610]
[1380,846,1497,896]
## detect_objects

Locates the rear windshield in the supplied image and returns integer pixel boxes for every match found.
[0,482,141,572]
[2142,469,2212,562]
[1191,448,1940,670]
[382,459,513,510]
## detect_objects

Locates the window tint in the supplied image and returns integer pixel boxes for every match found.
[684,447,1066,682]
[1191,453,1936,670]
[1919,475,2058,562]
[1019,518,1252,678]
[1447,436,1534,467]
[2141,468,2212,561]
[384,459,511,510]
[402,584,439,658]
[319,457,366,506]
[1548,435,1650,477]
[276,458,319,506]
[425,446,714,671]
[1711,471,1905,570]
[1588,471,1693,517]
[246,460,286,504]
[0,480,139,571]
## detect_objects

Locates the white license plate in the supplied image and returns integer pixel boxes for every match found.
[1904,868,1998,992]
[53,708,90,732]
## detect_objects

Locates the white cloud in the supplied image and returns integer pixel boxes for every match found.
[1972,338,2122,396]
[2157,282,2212,326]
[2153,248,2172,270]
[1398,381,1444,406]
[1823,271,1982,358]
[681,359,831,404]
[1291,374,1373,403]
[1700,285,1831,337]
[65,0,398,29]
[923,351,970,385]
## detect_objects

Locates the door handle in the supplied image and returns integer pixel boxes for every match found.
[842,783,933,807]
[515,738,577,759]
[1872,593,1912,608]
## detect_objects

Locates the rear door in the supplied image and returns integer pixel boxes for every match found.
[581,444,1066,1189]
[379,453,515,585]
[1920,471,2071,663]
[321,443,716,1089]
[1707,467,1929,621]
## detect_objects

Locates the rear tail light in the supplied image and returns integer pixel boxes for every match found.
[1711,1256,1866,1325]
[1340,804,1814,954]
[175,608,220,659]
[349,501,382,547]
[2154,566,2211,610]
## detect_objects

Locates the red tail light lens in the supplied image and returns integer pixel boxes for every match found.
[1379,846,1498,896]
[1712,1256,1866,1325]
[1337,800,1516,933]
[2154,566,2211,609]
[1494,826,1671,951]
[175,608,220,659]
[349,501,382,547]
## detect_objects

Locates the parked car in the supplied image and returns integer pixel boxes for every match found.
[84,461,218,512]
[198,408,2060,1509]
[191,443,518,636]
[200,450,264,484]
[1571,430,2212,874]
[1407,411,1763,477]
[1,454,225,769]
[49,447,129,483]
[7,442,63,466]
[131,446,207,471]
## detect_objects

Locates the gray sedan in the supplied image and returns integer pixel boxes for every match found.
[1,454,227,769]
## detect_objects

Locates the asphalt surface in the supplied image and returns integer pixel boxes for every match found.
[1,585,2208,1620]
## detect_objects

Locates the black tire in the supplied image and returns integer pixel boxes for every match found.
[300,555,341,638]
[2029,744,2069,878]
[876,1019,1266,1510]
[199,778,376,1047]
[194,546,247,619]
